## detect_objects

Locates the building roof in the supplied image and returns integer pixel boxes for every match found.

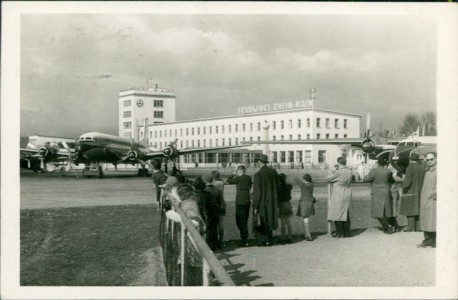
[118,87,176,98]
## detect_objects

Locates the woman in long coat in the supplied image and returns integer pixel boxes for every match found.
[400,153,425,232]
[326,157,353,238]
[418,152,437,248]
[363,157,395,234]
[295,173,315,241]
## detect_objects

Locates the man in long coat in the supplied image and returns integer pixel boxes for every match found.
[400,153,425,232]
[417,152,437,248]
[363,157,395,234]
[326,156,353,238]
[253,154,278,246]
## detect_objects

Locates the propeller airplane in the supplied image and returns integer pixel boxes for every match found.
[242,115,436,175]
[73,132,245,178]
[21,119,248,178]
[20,141,76,172]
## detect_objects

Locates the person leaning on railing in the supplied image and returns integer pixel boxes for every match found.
[165,184,205,235]
[152,158,168,207]
[194,177,220,251]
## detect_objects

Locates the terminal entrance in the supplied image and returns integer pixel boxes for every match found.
[181,150,262,168]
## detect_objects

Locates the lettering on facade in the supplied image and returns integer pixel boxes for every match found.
[237,99,314,115]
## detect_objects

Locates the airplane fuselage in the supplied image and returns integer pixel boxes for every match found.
[390,137,436,174]
[76,132,149,164]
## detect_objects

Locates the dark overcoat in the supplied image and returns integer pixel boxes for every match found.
[363,166,395,218]
[252,165,278,231]
[400,162,425,216]
[420,165,436,231]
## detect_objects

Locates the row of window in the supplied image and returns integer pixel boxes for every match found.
[150,129,348,141]
[271,118,347,130]
[150,119,348,139]
[123,111,163,119]
[123,99,164,107]
[271,133,348,141]
[272,150,327,164]
[177,150,327,164]
[150,132,348,150]
[152,137,260,149]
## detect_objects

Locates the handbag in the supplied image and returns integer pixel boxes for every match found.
[400,193,417,202]
[161,193,172,211]
[254,213,265,234]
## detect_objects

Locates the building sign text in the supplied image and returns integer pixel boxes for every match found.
[237,99,314,115]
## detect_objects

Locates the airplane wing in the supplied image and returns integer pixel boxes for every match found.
[411,144,437,156]
[143,144,249,160]
[20,148,40,159]
[20,148,71,162]
[244,138,365,146]
[244,138,397,151]
[176,144,250,155]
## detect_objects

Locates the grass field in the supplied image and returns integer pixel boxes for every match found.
[20,204,165,286]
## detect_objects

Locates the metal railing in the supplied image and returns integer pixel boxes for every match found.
[159,190,235,286]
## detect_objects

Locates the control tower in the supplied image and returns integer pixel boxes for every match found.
[118,84,176,143]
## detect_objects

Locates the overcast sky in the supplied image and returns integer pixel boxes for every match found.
[20,13,437,138]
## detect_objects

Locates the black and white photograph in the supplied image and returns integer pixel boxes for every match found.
[2,2,457,299]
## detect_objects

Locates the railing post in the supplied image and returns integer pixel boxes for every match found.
[202,258,210,286]
[327,183,332,236]
[180,224,185,286]
[161,190,235,286]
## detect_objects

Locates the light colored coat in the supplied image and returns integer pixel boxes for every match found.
[326,167,352,221]
[420,165,437,231]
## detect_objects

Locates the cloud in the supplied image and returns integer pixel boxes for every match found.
[273,48,387,73]
[93,74,113,79]
[19,14,437,138]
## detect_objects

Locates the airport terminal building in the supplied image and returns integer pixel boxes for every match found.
[118,86,365,168]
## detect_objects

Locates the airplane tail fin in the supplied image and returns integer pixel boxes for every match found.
[139,118,149,146]
[409,126,420,138]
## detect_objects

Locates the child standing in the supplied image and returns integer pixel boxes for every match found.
[277,173,293,244]
[295,174,315,241]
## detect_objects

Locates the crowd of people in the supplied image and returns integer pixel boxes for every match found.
[152,150,437,250]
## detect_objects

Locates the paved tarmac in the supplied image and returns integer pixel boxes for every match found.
[20,170,435,287]
[217,229,435,286]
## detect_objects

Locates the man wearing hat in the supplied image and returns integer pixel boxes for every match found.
[252,154,279,246]
[400,152,426,232]
[227,164,253,247]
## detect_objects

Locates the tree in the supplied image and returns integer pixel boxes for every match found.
[421,111,436,136]
[399,113,421,136]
